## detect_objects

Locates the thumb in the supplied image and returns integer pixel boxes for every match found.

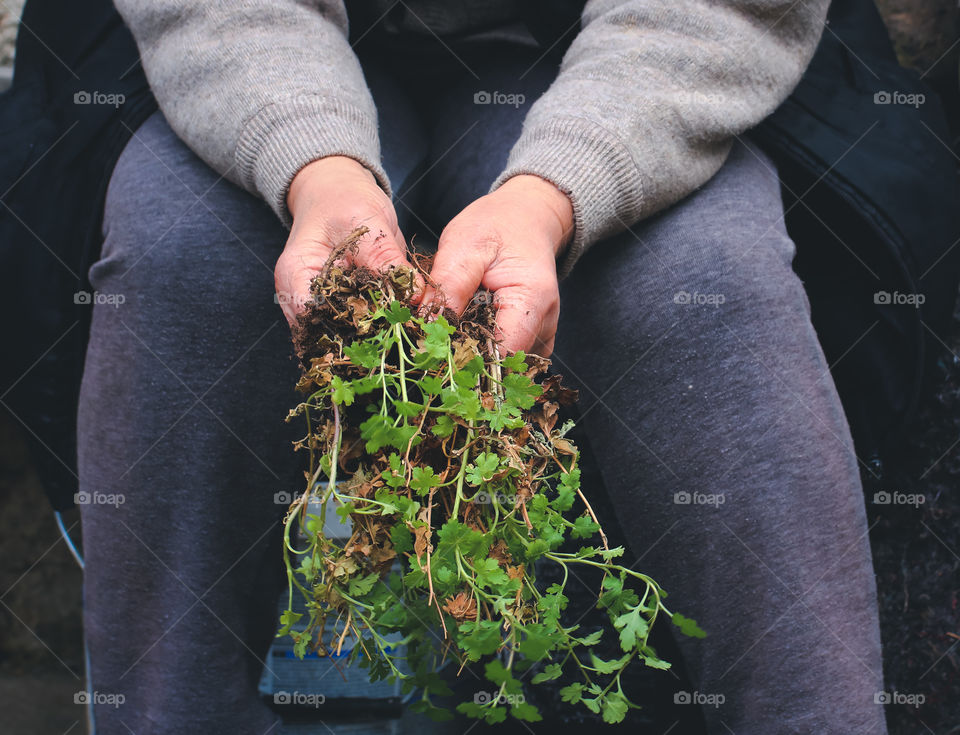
[421,237,494,315]
[489,284,557,356]
[353,226,413,273]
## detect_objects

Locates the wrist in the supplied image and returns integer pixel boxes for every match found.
[496,174,574,257]
[287,155,377,217]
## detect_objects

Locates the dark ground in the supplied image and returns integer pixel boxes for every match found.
[867,323,960,734]
[2,2,960,733]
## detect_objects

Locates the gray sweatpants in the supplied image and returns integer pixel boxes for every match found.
[77,47,887,735]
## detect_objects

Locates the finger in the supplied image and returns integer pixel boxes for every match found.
[492,283,559,356]
[422,234,494,315]
[354,226,425,293]
[352,226,408,270]
[275,246,333,326]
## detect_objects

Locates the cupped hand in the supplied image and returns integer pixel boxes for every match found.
[275,155,415,326]
[419,174,574,356]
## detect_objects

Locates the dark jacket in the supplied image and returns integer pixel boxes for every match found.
[1,0,957,511]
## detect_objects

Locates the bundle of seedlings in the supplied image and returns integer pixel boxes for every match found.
[278,226,704,724]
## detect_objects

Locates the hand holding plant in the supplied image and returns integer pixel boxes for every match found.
[277,227,704,724]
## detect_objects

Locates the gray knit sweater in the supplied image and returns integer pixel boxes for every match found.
[114,0,830,277]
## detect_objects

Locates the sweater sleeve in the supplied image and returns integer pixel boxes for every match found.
[113,0,387,227]
[491,0,831,278]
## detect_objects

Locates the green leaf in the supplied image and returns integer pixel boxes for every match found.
[360,413,394,453]
[359,414,419,453]
[420,318,454,360]
[598,574,625,609]
[390,524,413,553]
[524,538,550,562]
[330,375,355,405]
[461,354,485,376]
[419,375,444,395]
[343,340,380,369]
[296,556,316,582]
[599,546,625,561]
[466,451,500,485]
[601,691,630,724]
[517,623,559,662]
[436,520,487,558]
[441,386,482,420]
[484,660,522,695]
[672,612,707,638]
[485,405,524,431]
[277,609,303,636]
[457,701,506,724]
[613,607,649,652]
[382,301,412,325]
[590,652,630,674]
[559,683,583,704]
[348,572,380,597]
[551,483,575,512]
[452,367,479,389]
[642,655,672,670]
[576,629,603,646]
[502,372,542,410]
[393,399,424,418]
[501,351,528,372]
[351,375,380,395]
[511,701,543,722]
[571,515,600,539]
[410,465,440,495]
[459,620,502,660]
[431,414,456,438]
[530,663,563,684]
[304,513,323,536]
[560,467,581,491]
[474,557,510,590]
[292,633,309,659]
[410,700,454,722]
[537,589,569,624]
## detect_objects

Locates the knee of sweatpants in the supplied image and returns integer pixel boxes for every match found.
[553,145,844,483]
[558,208,808,375]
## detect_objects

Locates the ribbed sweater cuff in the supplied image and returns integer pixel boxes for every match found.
[235,95,390,227]
[491,117,644,280]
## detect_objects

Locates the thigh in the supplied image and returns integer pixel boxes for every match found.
[554,139,885,732]
[83,109,301,515]
[79,110,299,735]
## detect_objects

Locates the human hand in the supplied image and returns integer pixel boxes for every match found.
[275,155,415,325]
[418,174,574,356]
